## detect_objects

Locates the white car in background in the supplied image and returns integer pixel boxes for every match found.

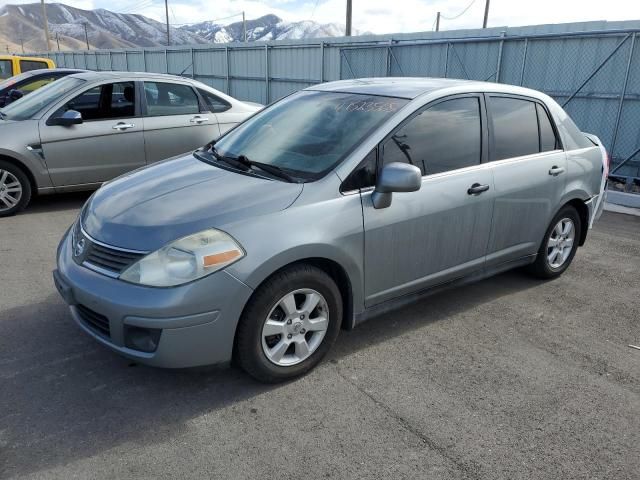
[0,71,262,216]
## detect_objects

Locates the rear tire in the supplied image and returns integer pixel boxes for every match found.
[527,205,581,279]
[236,264,342,383]
[0,160,31,217]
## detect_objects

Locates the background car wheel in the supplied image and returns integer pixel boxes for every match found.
[527,205,581,279]
[235,264,343,383]
[0,160,31,217]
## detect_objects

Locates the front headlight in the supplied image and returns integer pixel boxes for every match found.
[120,229,245,287]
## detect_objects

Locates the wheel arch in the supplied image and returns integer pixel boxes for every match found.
[557,197,589,246]
[0,153,38,193]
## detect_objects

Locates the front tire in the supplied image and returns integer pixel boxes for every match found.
[527,205,581,279]
[0,160,31,217]
[236,264,343,383]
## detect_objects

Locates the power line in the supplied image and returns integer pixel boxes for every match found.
[309,0,321,20]
[440,0,477,20]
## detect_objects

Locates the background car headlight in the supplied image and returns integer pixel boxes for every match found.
[119,229,245,287]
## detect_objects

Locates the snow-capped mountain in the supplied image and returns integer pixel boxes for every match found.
[0,2,207,51]
[0,3,363,53]
[181,14,355,43]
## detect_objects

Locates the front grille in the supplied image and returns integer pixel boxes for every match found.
[85,241,144,274]
[76,304,111,337]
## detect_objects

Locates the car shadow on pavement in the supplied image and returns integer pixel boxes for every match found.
[20,191,93,216]
[0,270,541,477]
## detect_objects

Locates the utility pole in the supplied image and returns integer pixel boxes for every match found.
[483,0,490,28]
[20,38,24,53]
[56,33,60,51]
[436,12,440,32]
[165,0,170,46]
[40,0,52,51]
[345,0,352,36]
[83,23,90,50]
[243,11,247,42]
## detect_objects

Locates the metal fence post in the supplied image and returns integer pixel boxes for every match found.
[142,50,147,72]
[190,48,195,78]
[386,40,392,76]
[109,51,113,71]
[165,48,169,73]
[444,43,450,77]
[320,42,324,83]
[124,51,129,71]
[611,33,636,158]
[225,46,230,94]
[265,44,270,103]
[495,31,506,82]
[519,38,528,85]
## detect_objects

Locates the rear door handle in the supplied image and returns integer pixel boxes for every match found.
[112,122,135,131]
[467,183,490,195]
[190,116,210,124]
[549,166,565,176]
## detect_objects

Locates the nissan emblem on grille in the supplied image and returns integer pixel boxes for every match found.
[74,238,86,257]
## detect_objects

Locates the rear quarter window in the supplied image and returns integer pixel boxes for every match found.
[19,60,49,73]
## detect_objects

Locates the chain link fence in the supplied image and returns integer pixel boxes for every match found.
[27,25,640,193]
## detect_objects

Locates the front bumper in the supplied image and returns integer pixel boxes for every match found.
[54,228,254,368]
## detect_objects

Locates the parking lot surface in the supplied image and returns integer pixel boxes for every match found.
[0,193,638,480]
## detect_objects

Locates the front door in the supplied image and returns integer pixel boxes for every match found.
[484,95,567,266]
[39,81,146,187]
[362,95,494,307]
[142,81,220,164]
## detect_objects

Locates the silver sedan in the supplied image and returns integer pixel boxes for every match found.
[0,71,261,216]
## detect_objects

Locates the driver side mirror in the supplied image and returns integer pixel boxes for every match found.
[7,89,24,103]
[372,162,422,209]
[51,109,83,127]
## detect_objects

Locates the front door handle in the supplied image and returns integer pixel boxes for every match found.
[190,116,210,124]
[112,122,135,131]
[467,183,490,195]
[549,166,565,176]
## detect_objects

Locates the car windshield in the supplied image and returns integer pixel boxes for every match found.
[211,90,408,180]
[0,76,85,121]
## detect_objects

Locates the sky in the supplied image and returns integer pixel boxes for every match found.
[2,0,640,32]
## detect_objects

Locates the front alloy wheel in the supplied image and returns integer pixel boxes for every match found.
[236,264,342,383]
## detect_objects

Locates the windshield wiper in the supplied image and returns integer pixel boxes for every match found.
[235,154,296,183]
[0,110,6,120]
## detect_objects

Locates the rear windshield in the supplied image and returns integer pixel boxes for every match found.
[213,90,408,180]
[0,76,84,120]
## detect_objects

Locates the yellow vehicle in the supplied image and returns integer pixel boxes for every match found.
[0,55,55,80]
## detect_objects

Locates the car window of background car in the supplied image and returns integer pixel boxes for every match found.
[17,76,57,93]
[144,82,200,116]
[0,76,85,120]
[56,82,136,121]
[0,60,12,80]
[213,91,408,179]
[490,97,539,160]
[382,97,482,175]
[197,88,231,113]
[537,103,560,152]
[19,60,49,73]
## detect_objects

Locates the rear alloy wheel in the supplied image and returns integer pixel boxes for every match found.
[236,264,342,383]
[528,205,581,279]
[0,161,31,217]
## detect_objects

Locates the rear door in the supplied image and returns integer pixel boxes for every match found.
[362,94,495,306]
[39,81,146,187]
[142,81,219,163]
[485,95,567,266]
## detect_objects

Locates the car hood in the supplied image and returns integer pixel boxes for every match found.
[82,154,303,251]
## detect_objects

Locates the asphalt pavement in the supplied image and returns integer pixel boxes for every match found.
[1,192,638,479]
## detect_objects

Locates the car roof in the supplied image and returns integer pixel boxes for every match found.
[306,77,528,99]
[68,71,197,82]
[23,68,86,76]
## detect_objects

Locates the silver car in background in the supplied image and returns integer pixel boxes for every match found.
[0,71,261,216]
[54,78,607,383]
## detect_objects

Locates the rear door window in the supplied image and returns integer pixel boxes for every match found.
[19,60,49,73]
[490,97,539,160]
[144,82,200,116]
[537,103,559,152]
[382,96,482,175]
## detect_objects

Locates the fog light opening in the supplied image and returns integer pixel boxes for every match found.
[124,326,162,353]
